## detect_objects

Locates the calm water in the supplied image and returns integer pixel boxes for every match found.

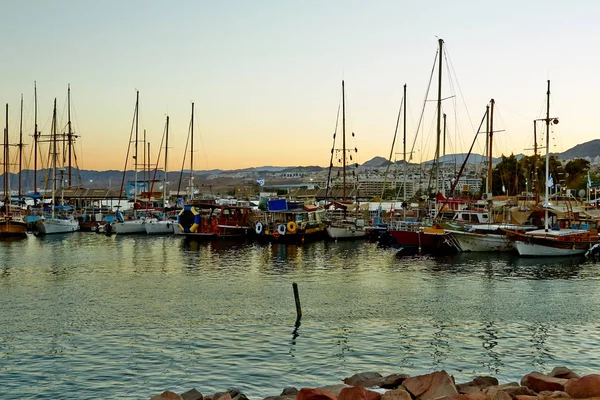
[2,233,600,399]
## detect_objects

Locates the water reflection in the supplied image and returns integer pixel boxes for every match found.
[479,321,503,374]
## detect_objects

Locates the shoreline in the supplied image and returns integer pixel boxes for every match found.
[148,367,600,400]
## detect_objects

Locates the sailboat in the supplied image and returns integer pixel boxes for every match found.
[444,99,536,252]
[325,80,367,240]
[145,115,176,234]
[383,38,450,253]
[0,103,28,239]
[113,90,148,234]
[503,81,599,256]
[36,99,80,235]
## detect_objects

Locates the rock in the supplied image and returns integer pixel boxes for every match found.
[521,372,568,393]
[514,396,539,400]
[381,374,410,389]
[232,394,249,400]
[150,391,184,400]
[550,368,580,380]
[297,388,338,400]
[457,377,499,394]
[317,385,351,396]
[491,383,536,397]
[381,388,412,400]
[338,386,381,400]
[564,374,600,398]
[482,387,512,400]
[343,372,385,388]
[265,397,296,400]
[281,388,299,396]
[538,391,570,398]
[402,370,458,400]
[214,394,232,400]
[182,389,204,400]
[436,394,491,400]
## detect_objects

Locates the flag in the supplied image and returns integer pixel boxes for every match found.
[256,178,265,187]
[547,174,554,188]
[588,171,592,188]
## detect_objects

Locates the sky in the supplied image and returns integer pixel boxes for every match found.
[2,0,599,172]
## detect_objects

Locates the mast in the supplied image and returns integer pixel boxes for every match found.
[403,83,407,201]
[134,90,139,204]
[485,104,490,193]
[435,38,443,195]
[164,116,169,207]
[487,99,495,194]
[52,98,57,219]
[34,82,38,194]
[533,120,539,203]
[544,80,551,232]
[342,80,346,200]
[442,113,447,158]
[19,94,23,197]
[143,128,147,190]
[4,104,8,207]
[67,84,72,187]
[190,102,194,199]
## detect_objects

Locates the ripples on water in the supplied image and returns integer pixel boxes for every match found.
[1,234,600,399]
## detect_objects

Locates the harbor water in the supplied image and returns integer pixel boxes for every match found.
[1,233,600,399]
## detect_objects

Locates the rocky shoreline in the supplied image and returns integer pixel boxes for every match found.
[148,367,600,400]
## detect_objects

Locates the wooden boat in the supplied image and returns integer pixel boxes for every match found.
[175,201,253,240]
[0,103,27,239]
[254,199,326,244]
[503,81,599,256]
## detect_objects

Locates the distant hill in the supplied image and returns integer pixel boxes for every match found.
[361,156,391,168]
[557,139,600,160]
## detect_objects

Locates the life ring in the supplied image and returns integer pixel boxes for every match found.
[277,223,287,236]
[287,221,297,234]
[255,221,264,235]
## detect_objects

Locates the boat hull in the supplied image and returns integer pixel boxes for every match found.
[385,227,451,254]
[113,220,147,234]
[145,220,175,235]
[0,219,28,239]
[326,226,367,240]
[513,240,589,257]
[36,218,79,235]
[447,230,512,252]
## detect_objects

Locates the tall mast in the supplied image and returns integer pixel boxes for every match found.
[164,115,169,207]
[67,84,72,187]
[19,94,23,197]
[52,98,57,219]
[434,38,444,196]
[34,82,38,194]
[403,83,407,201]
[487,99,495,194]
[4,104,8,205]
[134,90,139,204]
[485,104,490,193]
[544,80,551,232]
[533,120,539,203]
[442,113,447,158]
[342,80,346,200]
[190,102,194,199]
[143,128,147,189]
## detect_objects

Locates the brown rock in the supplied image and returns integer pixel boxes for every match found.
[564,374,600,398]
[343,372,385,388]
[482,388,511,400]
[338,387,381,400]
[403,370,458,400]
[521,372,568,393]
[381,388,412,400]
[538,391,570,398]
[550,368,580,380]
[436,394,491,400]
[381,374,410,389]
[215,394,232,400]
[182,389,204,400]
[317,386,351,396]
[150,391,184,400]
[492,384,537,397]
[514,396,539,400]
[281,388,299,396]
[265,397,293,400]
[457,377,499,394]
[297,388,338,400]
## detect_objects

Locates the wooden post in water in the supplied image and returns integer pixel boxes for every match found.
[292,282,302,320]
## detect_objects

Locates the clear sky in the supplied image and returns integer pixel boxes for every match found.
[2,0,599,172]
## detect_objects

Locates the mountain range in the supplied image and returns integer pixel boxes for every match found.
[2,140,598,191]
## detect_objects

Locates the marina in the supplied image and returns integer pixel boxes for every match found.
[1,235,600,399]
